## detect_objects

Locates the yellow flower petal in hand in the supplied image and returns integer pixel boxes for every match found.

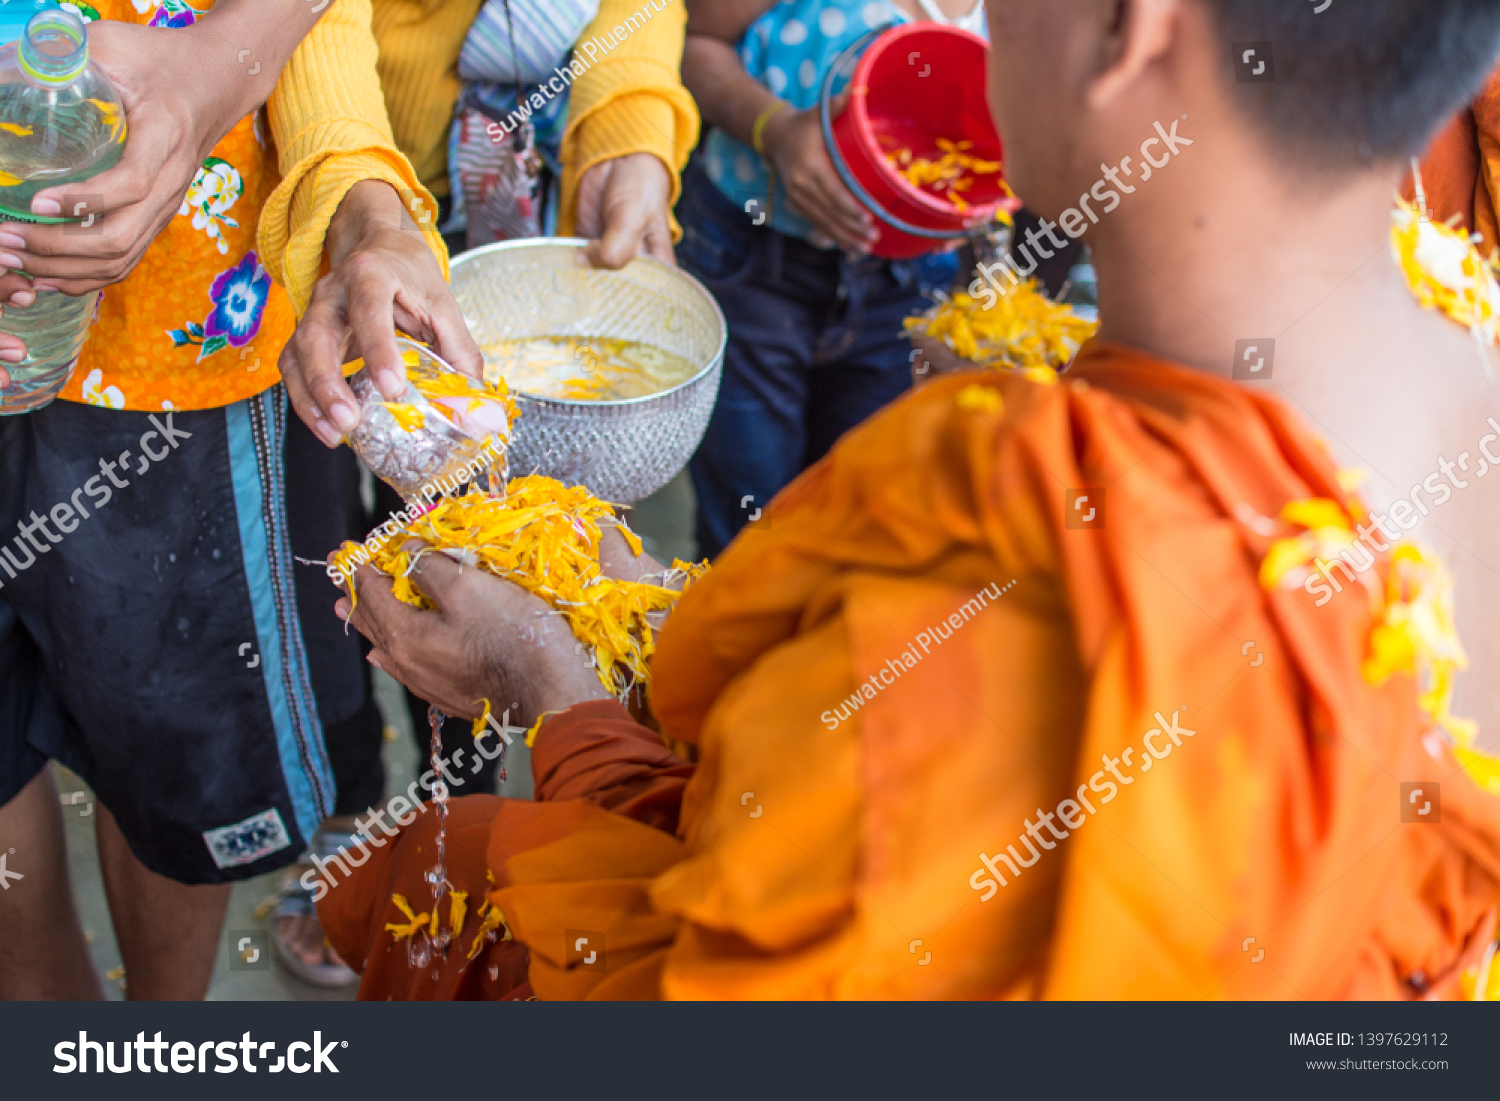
[382,403,427,432]
[471,699,492,740]
[906,281,1095,376]
[342,382,705,700]
[349,476,706,699]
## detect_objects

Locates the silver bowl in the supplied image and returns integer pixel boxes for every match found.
[449,238,726,504]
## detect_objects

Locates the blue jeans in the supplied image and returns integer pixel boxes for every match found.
[676,156,956,557]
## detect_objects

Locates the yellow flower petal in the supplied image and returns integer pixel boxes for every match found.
[448,890,468,939]
[956,384,1004,415]
[1454,744,1500,796]
[1279,498,1350,533]
[905,279,1094,376]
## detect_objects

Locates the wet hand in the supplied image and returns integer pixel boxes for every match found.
[0,20,250,304]
[335,545,610,729]
[279,180,482,447]
[907,332,970,384]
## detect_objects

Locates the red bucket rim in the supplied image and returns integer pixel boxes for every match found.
[841,23,1016,228]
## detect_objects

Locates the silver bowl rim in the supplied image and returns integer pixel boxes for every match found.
[450,237,728,411]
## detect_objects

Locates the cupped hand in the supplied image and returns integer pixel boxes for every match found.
[907,332,971,385]
[760,96,877,253]
[598,522,666,582]
[0,20,242,304]
[576,151,676,269]
[336,547,611,729]
[279,180,482,447]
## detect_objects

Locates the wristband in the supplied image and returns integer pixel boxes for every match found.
[751,101,789,159]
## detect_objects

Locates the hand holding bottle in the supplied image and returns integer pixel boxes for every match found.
[0,2,328,306]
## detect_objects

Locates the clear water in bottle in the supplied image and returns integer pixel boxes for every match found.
[0,8,125,414]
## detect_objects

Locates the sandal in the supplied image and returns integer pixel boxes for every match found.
[265,831,362,988]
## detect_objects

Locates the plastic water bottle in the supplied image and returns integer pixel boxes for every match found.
[0,8,125,414]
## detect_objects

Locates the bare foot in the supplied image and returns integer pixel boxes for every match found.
[274,910,349,970]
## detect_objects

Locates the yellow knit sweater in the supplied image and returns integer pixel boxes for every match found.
[369,0,698,236]
[258,0,446,317]
[259,0,697,318]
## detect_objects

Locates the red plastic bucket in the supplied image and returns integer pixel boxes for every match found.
[825,23,1016,260]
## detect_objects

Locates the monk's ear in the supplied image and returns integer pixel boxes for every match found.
[1086,0,1182,110]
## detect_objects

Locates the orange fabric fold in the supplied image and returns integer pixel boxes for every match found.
[326,347,1500,1000]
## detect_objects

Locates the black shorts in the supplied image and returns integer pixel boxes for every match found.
[0,386,342,884]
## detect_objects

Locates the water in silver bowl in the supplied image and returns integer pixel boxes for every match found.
[450,238,726,504]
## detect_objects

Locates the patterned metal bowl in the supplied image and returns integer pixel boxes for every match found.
[449,238,726,504]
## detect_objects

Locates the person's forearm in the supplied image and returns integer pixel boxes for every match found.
[684,0,778,41]
[325,179,408,267]
[181,0,330,144]
[681,35,781,147]
[531,700,694,834]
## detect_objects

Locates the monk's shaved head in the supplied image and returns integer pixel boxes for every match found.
[1202,0,1500,165]
[984,0,1500,218]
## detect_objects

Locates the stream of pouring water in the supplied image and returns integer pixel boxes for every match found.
[409,704,451,972]
[409,458,505,974]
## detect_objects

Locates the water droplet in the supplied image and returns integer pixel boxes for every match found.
[408,936,431,969]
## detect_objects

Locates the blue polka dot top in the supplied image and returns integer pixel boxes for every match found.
[703,0,986,244]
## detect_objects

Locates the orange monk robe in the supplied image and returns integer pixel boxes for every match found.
[1413,65,1500,252]
[322,345,1500,999]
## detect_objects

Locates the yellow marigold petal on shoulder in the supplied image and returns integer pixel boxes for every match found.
[1454,744,1500,796]
[956,384,1004,415]
[384,893,430,940]
[1362,621,1419,684]
[466,901,511,960]
[1280,498,1350,532]
[524,710,558,748]
[1389,543,1428,568]
[1442,712,1479,747]
[1258,535,1313,591]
